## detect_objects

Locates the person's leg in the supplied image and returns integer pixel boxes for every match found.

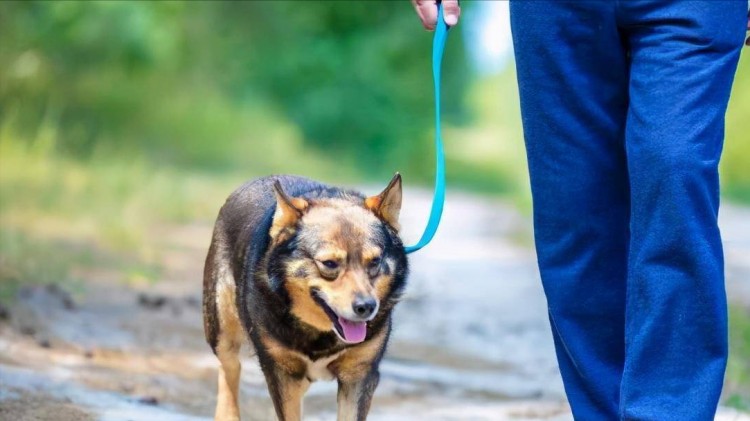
[616,2,747,420]
[510,2,629,418]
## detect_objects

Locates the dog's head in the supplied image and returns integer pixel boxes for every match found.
[267,174,408,344]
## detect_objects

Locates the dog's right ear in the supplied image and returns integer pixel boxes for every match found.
[365,172,402,231]
[270,180,308,241]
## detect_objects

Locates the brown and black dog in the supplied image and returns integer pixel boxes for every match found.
[203,174,408,421]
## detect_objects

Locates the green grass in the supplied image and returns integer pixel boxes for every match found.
[0,224,141,302]
[0,228,80,303]
[723,52,750,205]
[726,305,750,411]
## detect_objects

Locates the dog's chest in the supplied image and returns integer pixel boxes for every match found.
[303,350,345,381]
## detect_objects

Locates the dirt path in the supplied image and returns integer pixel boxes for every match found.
[1,188,749,421]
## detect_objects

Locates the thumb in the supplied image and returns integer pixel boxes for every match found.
[442,0,460,27]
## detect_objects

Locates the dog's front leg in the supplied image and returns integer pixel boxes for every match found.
[336,368,379,421]
[255,333,311,421]
[262,367,309,421]
[333,328,389,421]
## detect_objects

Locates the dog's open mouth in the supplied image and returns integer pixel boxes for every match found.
[312,293,367,344]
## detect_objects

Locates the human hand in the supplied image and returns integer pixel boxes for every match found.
[411,0,460,31]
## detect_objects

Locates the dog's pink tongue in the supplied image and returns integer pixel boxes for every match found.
[338,317,367,343]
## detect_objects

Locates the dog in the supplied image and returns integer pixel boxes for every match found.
[203,174,409,421]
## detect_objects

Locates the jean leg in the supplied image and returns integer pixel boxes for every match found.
[510,1,630,418]
[617,1,747,419]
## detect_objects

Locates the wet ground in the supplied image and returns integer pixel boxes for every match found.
[1,187,749,421]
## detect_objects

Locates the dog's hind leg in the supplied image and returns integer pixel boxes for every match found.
[215,334,242,421]
[214,272,245,421]
[205,239,245,421]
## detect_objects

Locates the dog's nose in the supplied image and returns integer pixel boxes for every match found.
[352,297,377,319]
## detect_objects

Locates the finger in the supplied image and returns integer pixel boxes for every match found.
[413,0,438,31]
[442,0,460,26]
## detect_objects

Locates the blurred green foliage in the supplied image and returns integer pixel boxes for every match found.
[723,52,750,203]
[727,305,750,411]
[0,0,468,180]
[2,0,748,198]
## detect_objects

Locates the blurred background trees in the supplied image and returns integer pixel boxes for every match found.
[0,1,468,180]
[2,0,748,195]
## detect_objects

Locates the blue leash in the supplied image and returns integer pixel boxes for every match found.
[404,4,449,254]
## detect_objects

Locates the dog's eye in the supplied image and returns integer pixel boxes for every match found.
[368,257,381,269]
[321,260,339,270]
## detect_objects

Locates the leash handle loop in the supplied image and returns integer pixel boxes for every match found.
[404,4,448,254]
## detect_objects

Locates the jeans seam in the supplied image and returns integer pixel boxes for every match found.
[548,309,585,381]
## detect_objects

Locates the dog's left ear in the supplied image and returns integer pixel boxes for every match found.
[270,180,308,240]
[365,172,402,231]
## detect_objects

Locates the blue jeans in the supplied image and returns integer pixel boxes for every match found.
[510,1,746,420]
